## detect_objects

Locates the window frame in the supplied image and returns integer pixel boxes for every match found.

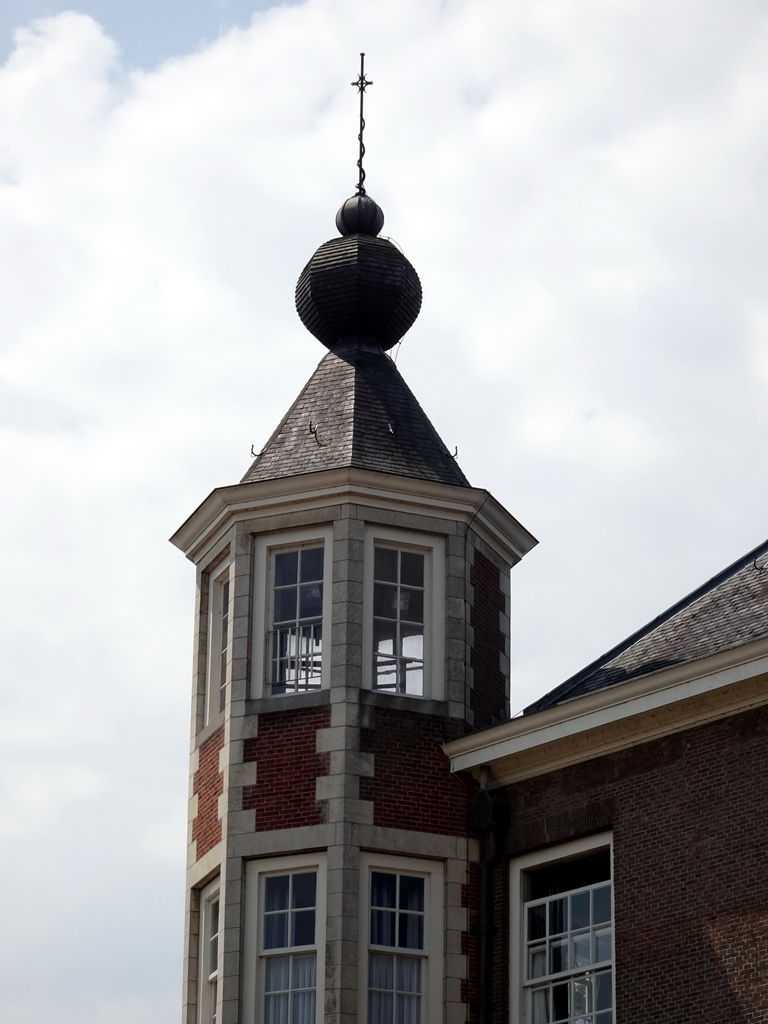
[510,833,614,1024]
[362,527,445,700]
[359,853,444,1024]
[243,853,327,1024]
[197,876,220,1024]
[251,527,333,699]
[204,561,233,726]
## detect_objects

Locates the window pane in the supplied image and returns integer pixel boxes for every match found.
[374,620,397,654]
[595,928,612,962]
[299,583,322,620]
[374,547,398,582]
[299,547,323,583]
[396,956,421,993]
[528,904,546,941]
[274,588,297,624]
[369,952,394,989]
[572,978,589,1016]
[399,876,424,913]
[375,656,398,690]
[571,932,590,968]
[372,909,396,947]
[292,873,317,909]
[550,941,567,975]
[292,953,316,988]
[552,982,569,1021]
[264,913,288,949]
[265,992,289,1024]
[400,588,423,623]
[593,885,611,925]
[265,957,290,991]
[401,628,423,660]
[398,913,423,950]
[291,990,315,1024]
[275,551,298,586]
[397,992,420,1024]
[570,891,589,930]
[369,991,393,1024]
[549,898,567,935]
[266,876,290,912]
[400,552,424,587]
[292,910,315,947]
[595,971,612,1010]
[532,988,550,1024]
[528,946,546,979]
[374,584,398,619]
[372,872,397,908]
[404,664,423,696]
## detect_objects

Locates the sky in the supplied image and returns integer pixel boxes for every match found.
[2,0,768,1020]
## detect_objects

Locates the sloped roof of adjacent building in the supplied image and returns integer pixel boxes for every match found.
[525,537,768,714]
[241,338,470,488]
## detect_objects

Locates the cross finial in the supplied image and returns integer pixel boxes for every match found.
[351,52,373,196]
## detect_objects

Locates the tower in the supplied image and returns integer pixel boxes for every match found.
[172,70,536,1024]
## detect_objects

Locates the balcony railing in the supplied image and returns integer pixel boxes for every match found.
[268,622,323,694]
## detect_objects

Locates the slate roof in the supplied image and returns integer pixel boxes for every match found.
[241,338,470,487]
[525,538,768,714]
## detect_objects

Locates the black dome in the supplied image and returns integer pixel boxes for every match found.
[295,232,422,352]
[335,193,385,236]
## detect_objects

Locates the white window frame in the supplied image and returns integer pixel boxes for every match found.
[243,853,327,1024]
[510,833,614,1024]
[359,853,444,1024]
[198,876,220,1024]
[362,527,445,700]
[205,561,233,725]
[251,527,332,699]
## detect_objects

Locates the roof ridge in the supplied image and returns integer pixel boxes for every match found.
[523,535,768,715]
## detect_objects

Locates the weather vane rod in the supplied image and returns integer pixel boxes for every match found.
[351,52,373,196]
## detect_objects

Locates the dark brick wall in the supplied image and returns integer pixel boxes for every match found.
[494,706,768,1024]
[242,706,330,830]
[359,705,470,835]
[192,726,225,860]
[470,549,507,729]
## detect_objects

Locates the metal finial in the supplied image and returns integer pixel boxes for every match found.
[351,52,373,196]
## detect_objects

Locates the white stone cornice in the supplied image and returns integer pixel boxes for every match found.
[170,467,537,567]
[443,637,768,786]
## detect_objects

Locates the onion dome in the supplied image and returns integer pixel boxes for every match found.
[296,195,422,352]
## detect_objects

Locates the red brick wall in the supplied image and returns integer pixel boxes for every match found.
[470,549,507,730]
[359,706,469,835]
[241,707,330,830]
[192,726,225,860]
[496,706,768,1024]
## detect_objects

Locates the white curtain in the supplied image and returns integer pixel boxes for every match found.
[263,954,316,1024]
[368,954,421,1024]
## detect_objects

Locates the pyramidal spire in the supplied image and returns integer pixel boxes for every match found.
[243,56,467,488]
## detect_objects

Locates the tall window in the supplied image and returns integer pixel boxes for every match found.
[513,837,613,1024]
[361,855,443,1024]
[252,530,331,699]
[368,871,425,1022]
[205,565,231,724]
[243,856,326,1024]
[364,529,445,700]
[198,879,220,1024]
[372,546,426,695]
[268,545,324,694]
